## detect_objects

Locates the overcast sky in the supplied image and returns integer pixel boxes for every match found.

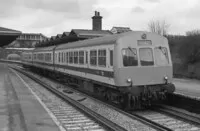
[0,0,200,37]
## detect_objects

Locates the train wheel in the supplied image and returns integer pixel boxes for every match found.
[120,93,129,110]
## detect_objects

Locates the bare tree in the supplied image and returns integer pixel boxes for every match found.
[148,20,170,36]
[186,29,200,36]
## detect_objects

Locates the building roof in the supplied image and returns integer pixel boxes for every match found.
[110,27,132,34]
[5,47,35,50]
[69,29,112,39]
[34,45,56,52]
[50,36,56,40]
[0,27,22,47]
[62,32,70,37]
[56,34,62,39]
[0,27,21,35]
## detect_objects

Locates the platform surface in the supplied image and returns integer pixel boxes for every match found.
[173,78,200,98]
[0,63,60,131]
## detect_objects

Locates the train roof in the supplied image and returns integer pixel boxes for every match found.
[55,31,164,50]
[34,45,56,52]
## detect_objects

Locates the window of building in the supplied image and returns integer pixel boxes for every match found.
[74,51,78,64]
[27,35,30,40]
[90,50,97,66]
[122,48,138,66]
[139,48,154,66]
[98,49,106,67]
[79,51,84,64]
[110,50,113,66]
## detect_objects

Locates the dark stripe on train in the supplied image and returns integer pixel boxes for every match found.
[32,61,114,78]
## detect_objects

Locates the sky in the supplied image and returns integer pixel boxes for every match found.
[0,0,200,37]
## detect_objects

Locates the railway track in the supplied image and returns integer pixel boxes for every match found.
[10,65,200,131]
[134,109,200,131]
[11,67,125,131]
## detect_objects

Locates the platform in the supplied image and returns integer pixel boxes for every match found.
[0,62,60,131]
[173,78,200,98]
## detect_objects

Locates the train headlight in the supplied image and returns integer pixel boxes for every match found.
[164,76,168,84]
[127,78,132,83]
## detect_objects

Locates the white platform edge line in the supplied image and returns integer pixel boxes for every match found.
[10,68,66,131]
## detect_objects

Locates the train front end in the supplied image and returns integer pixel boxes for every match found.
[114,32,175,108]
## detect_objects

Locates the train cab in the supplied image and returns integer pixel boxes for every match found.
[114,32,175,97]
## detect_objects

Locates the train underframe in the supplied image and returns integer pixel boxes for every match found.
[30,66,175,110]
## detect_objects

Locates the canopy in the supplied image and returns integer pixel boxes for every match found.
[0,27,22,47]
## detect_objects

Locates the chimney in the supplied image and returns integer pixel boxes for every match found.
[92,11,102,31]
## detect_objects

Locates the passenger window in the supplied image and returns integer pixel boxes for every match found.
[154,47,169,66]
[74,51,78,64]
[63,52,65,63]
[58,52,60,63]
[98,49,106,67]
[62,52,63,63]
[86,51,88,64]
[90,50,97,66]
[79,51,84,64]
[69,52,73,63]
[139,48,154,66]
[62,52,64,63]
[122,48,138,66]
[66,52,68,63]
[110,50,113,66]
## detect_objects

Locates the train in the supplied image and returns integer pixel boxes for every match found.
[21,31,175,109]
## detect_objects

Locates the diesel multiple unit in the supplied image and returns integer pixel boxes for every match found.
[22,31,175,109]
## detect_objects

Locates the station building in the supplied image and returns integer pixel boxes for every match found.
[8,33,48,48]
[0,33,47,59]
[36,11,131,47]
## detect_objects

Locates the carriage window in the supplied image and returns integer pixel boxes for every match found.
[79,51,84,64]
[90,50,97,66]
[74,51,78,64]
[63,52,65,63]
[55,53,57,62]
[66,52,68,63]
[110,50,113,66]
[69,52,73,63]
[139,48,154,66]
[155,47,169,66]
[49,53,51,62]
[86,51,88,64]
[58,53,60,62]
[34,54,36,60]
[122,48,138,66]
[45,53,47,61]
[61,52,63,63]
[62,52,64,63]
[98,49,106,67]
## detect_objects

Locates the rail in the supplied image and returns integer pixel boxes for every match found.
[12,67,126,131]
